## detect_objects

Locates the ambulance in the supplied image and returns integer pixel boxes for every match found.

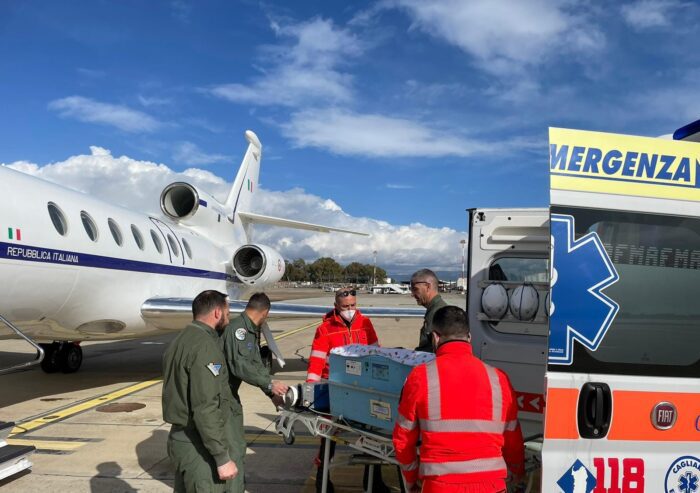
[467,127,700,492]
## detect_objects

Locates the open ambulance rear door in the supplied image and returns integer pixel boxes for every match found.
[543,128,700,492]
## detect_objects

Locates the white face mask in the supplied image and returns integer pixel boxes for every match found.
[340,310,356,322]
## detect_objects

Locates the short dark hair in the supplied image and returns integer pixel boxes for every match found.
[432,306,470,339]
[192,290,228,318]
[246,292,271,312]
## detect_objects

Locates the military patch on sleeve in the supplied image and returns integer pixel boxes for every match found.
[206,363,222,376]
[235,328,247,341]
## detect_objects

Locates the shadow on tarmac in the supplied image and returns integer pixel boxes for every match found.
[136,428,172,487]
[90,461,137,492]
[0,334,174,409]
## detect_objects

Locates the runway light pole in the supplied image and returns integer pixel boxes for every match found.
[459,239,466,291]
[372,250,378,286]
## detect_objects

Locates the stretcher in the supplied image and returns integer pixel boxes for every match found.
[275,408,543,493]
[275,408,404,493]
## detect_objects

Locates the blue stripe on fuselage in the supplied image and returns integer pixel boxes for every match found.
[0,241,235,281]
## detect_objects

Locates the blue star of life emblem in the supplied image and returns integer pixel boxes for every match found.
[557,459,597,493]
[549,214,620,365]
[680,471,699,493]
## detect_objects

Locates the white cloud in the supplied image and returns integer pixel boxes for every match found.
[621,0,685,29]
[386,183,414,189]
[282,108,495,158]
[388,0,604,75]
[172,142,231,166]
[48,96,161,133]
[138,94,172,107]
[2,148,463,270]
[205,18,362,107]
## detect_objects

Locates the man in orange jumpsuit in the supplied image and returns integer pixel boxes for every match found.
[393,306,525,493]
[306,287,387,493]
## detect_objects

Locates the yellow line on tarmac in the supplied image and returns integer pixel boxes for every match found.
[7,438,85,451]
[10,378,162,437]
[275,321,318,340]
[245,433,318,445]
[9,321,315,438]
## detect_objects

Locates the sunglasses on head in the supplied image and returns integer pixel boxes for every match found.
[337,289,356,298]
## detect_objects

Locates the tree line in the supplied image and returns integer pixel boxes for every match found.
[284,257,388,284]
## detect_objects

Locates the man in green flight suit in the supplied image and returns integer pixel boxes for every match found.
[410,268,448,353]
[221,292,289,492]
[162,290,238,492]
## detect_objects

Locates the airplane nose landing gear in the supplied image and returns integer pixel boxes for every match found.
[39,342,83,373]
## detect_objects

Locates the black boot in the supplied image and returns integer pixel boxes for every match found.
[362,464,390,493]
[316,465,335,493]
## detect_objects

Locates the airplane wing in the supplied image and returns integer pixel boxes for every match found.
[237,211,369,236]
[141,297,425,368]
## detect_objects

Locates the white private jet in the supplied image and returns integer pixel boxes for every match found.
[0,130,423,374]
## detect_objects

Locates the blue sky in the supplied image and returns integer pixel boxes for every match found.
[2,0,700,272]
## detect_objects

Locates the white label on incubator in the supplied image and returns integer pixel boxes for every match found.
[370,400,391,421]
[345,360,362,376]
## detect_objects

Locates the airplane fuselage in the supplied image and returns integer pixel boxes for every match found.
[0,166,247,342]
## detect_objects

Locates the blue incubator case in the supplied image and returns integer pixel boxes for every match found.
[327,345,435,432]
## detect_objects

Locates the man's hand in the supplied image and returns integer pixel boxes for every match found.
[217,460,238,480]
[270,380,289,397]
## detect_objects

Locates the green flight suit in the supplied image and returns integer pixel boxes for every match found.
[220,313,274,493]
[162,320,238,493]
[415,294,449,353]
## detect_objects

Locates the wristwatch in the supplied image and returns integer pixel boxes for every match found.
[266,382,273,395]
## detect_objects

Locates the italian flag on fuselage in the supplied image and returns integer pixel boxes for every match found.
[8,227,21,241]
[247,178,254,192]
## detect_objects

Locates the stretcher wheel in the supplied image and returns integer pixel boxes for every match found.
[283,430,295,445]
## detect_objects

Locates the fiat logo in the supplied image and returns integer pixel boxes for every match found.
[651,402,677,430]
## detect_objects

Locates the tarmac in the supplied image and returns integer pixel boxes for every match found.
[0,290,466,492]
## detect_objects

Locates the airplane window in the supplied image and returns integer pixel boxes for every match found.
[131,225,145,250]
[80,211,98,242]
[150,229,163,254]
[108,218,123,246]
[167,234,180,257]
[182,238,193,259]
[47,202,68,236]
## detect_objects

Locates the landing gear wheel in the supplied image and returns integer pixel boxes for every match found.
[60,344,82,373]
[39,342,61,373]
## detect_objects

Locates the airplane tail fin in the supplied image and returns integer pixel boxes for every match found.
[225,130,262,215]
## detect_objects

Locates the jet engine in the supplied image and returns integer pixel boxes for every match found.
[160,182,228,229]
[232,244,285,286]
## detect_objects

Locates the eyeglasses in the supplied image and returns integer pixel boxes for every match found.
[337,290,356,298]
[410,281,429,290]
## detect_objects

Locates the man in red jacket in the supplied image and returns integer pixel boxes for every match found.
[393,306,525,493]
[306,287,386,493]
